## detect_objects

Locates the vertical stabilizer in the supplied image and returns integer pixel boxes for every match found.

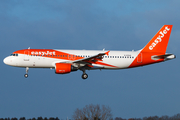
[141,25,173,54]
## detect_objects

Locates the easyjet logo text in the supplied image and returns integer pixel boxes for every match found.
[149,26,170,50]
[31,51,56,55]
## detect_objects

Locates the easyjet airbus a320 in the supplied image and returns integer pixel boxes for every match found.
[3,25,176,79]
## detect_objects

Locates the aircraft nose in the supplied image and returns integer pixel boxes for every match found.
[3,57,8,65]
[3,57,11,65]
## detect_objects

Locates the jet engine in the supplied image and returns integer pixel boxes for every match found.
[55,63,78,74]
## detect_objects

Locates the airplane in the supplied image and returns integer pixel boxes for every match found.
[3,25,176,79]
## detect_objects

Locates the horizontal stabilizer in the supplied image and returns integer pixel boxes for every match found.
[152,54,176,61]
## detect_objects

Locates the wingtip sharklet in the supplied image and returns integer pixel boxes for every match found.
[105,51,110,56]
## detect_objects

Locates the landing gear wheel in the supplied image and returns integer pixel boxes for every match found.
[24,67,29,78]
[82,73,88,79]
[24,74,28,78]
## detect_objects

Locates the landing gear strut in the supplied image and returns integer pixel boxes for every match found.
[24,67,29,78]
[82,70,88,79]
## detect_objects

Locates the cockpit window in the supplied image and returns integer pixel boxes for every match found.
[10,54,18,56]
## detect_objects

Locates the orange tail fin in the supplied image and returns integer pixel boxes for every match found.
[141,25,173,54]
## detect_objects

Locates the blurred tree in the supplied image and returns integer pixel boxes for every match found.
[114,117,126,120]
[44,117,48,120]
[49,117,55,120]
[55,117,59,120]
[11,118,18,120]
[171,113,180,120]
[142,117,147,120]
[32,118,36,120]
[159,115,169,120]
[83,117,88,120]
[37,117,43,120]
[73,104,112,120]
[128,119,134,120]
[19,117,26,120]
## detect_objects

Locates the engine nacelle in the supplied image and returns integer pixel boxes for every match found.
[55,63,78,74]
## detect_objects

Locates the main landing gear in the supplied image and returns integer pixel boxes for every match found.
[24,67,29,78]
[82,70,88,79]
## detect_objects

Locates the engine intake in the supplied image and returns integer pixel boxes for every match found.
[55,63,78,74]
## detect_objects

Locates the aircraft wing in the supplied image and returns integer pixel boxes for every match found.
[72,51,110,67]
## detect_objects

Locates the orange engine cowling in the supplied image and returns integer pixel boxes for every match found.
[55,63,78,74]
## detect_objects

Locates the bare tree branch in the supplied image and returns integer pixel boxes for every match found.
[73,104,112,120]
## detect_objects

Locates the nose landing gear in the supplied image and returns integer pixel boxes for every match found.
[24,74,28,78]
[24,67,29,78]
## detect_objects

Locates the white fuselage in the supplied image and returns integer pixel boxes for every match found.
[4,49,140,69]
